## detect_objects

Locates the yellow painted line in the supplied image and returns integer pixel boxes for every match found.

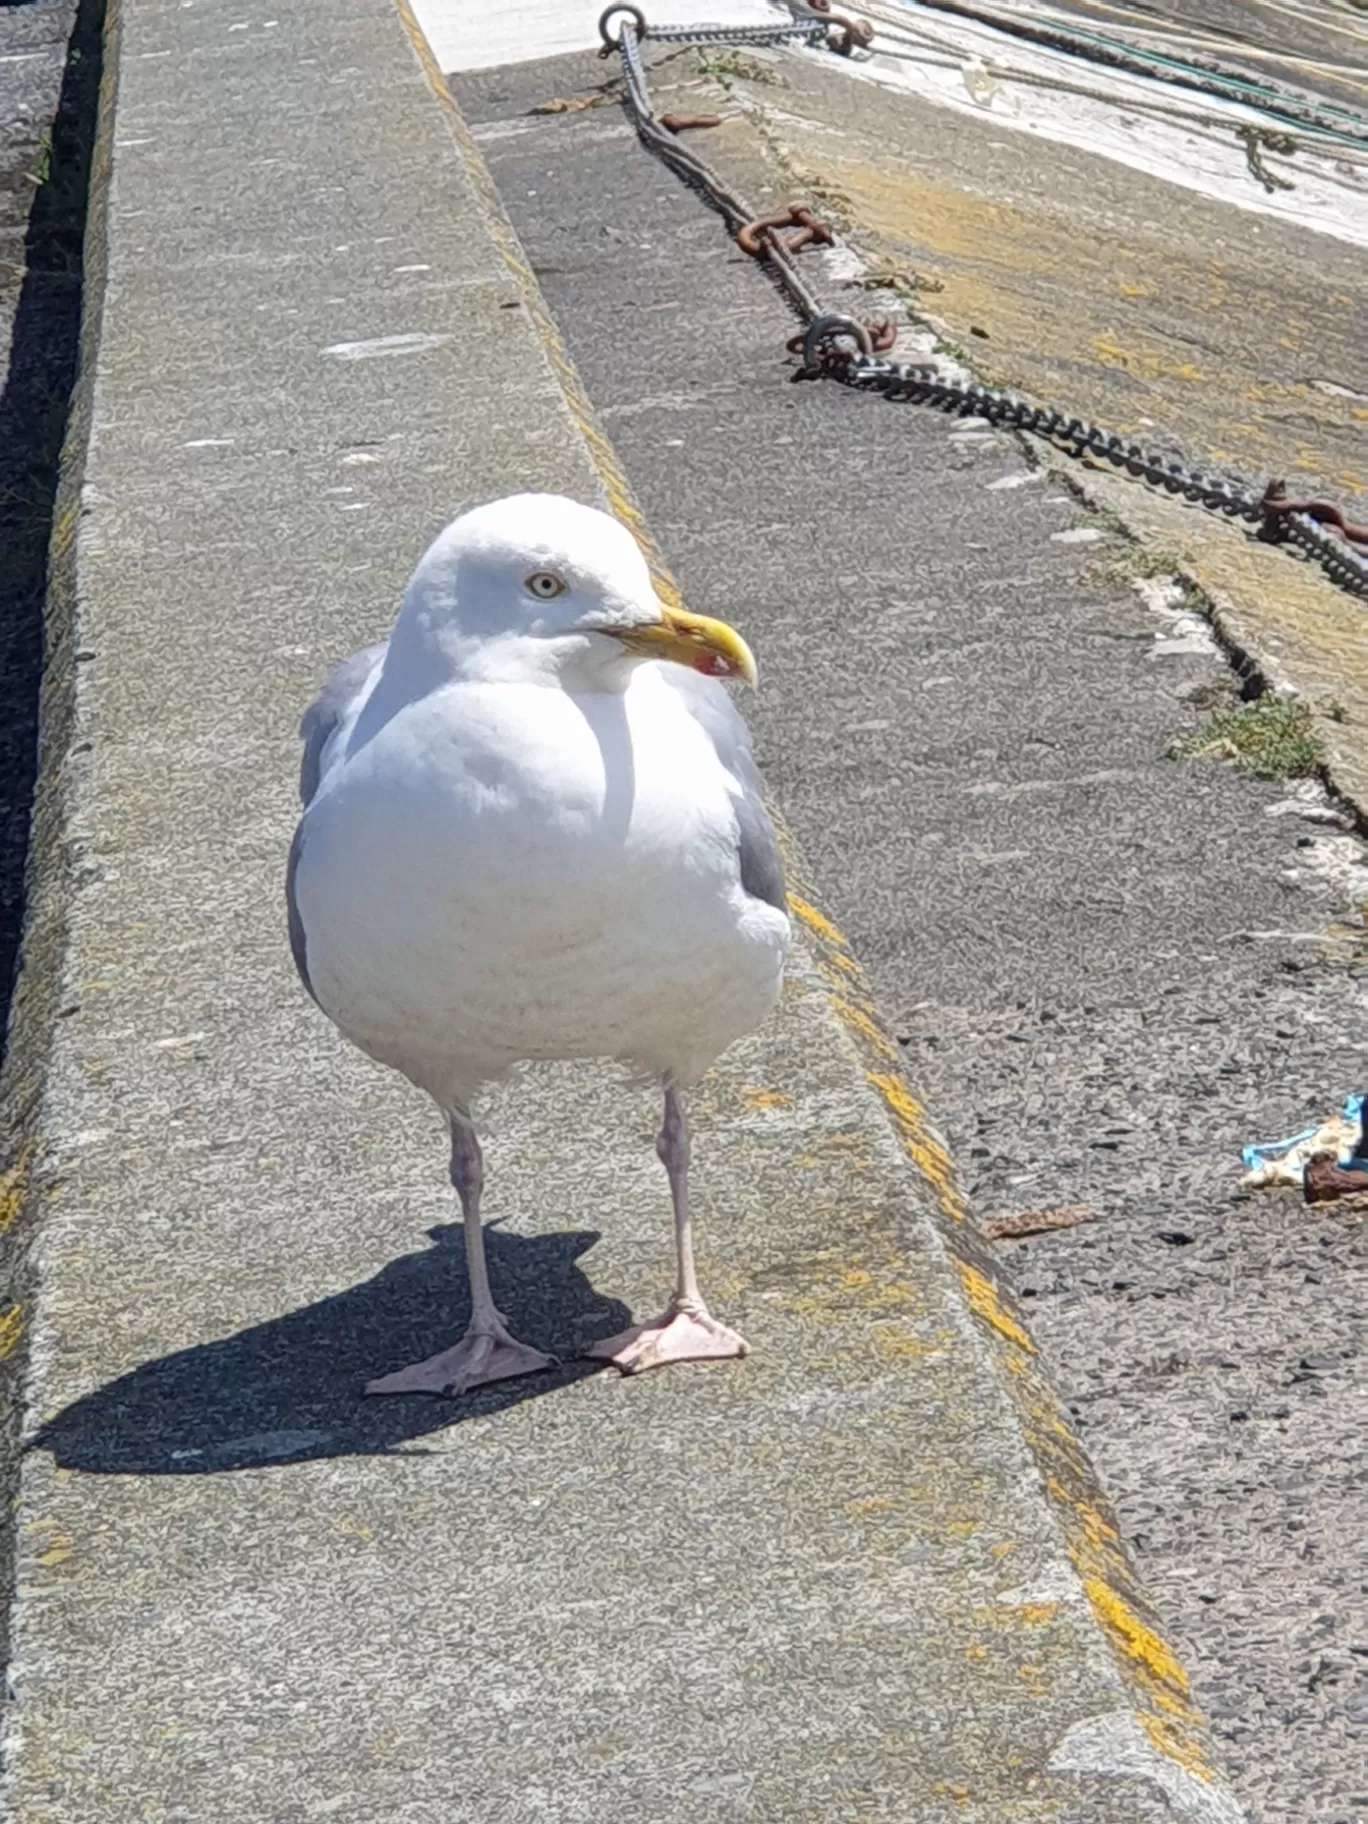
[1029,1420,1220,1780]
[868,1072,967,1223]
[0,1149,30,1235]
[740,1086,791,1111]
[787,891,849,949]
[0,1303,27,1361]
[829,995,899,1062]
[51,500,79,568]
[1083,1576,1191,1699]
[953,1260,1034,1355]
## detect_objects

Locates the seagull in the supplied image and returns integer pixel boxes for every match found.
[287,494,791,1397]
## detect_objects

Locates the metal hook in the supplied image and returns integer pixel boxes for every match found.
[1259,479,1368,550]
[660,112,722,133]
[736,204,834,259]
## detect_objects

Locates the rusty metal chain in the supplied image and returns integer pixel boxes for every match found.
[601,3,823,49]
[598,6,1368,599]
[604,6,831,324]
[835,342,1368,592]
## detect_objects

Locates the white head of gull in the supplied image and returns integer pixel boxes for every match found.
[287,493,791,1395]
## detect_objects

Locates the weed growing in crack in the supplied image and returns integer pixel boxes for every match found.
[1172,696,1323,780]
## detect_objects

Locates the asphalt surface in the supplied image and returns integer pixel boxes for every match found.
[454,55,1368,1824]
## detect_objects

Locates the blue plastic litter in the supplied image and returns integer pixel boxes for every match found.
[1242,1095,1368,1176]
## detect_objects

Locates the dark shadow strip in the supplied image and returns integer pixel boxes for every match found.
[0,0,111,1717]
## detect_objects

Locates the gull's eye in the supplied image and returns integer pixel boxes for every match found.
[525,571,567,601]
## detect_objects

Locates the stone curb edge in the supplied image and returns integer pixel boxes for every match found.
[0,0,121,1699]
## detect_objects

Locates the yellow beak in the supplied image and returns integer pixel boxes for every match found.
[609,604,758,687]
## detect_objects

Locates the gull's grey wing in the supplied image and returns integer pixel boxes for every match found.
[658,667,787,913]
[298,642,385,807]
[289,642,385,1002]
[286,822,316,1003]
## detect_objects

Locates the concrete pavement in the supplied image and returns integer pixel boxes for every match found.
[0,0,1246,1818]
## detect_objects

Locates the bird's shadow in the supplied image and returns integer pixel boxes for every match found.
[34,1225,630,1474]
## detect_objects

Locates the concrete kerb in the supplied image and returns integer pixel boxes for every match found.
[0,0,118,1689]
[0,0,1244,1810]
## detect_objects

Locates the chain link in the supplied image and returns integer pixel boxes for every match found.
[844,352,1262,512]
[599,6,1368,598]
[610,9,830,321]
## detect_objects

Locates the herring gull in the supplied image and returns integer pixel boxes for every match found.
[287,494,791,1396]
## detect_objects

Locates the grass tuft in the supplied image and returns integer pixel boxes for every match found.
[1172,696,1323,780]
[1116,544,1183,582]
[28,130,52,189]
[695,49,777,85]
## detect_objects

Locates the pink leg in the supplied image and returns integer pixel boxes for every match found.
[584,1088,750,1376]
[367,1115,554,1398]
